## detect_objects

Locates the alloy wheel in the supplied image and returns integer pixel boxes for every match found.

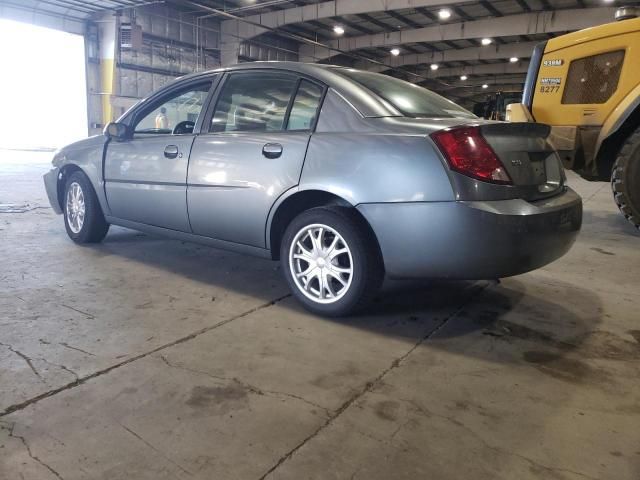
[66,181,85,234]
[289,223,354,304]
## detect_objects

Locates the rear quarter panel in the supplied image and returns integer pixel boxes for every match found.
[301,88,464,204]
[300,133,454,205]
[299,133,455,204]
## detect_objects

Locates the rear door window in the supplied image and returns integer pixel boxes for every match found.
[286,80,324,131]
[210,72,298,133]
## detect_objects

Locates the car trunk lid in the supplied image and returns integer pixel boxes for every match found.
[479,122,564,197]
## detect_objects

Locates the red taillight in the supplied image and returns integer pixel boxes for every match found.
[430,126,512,184]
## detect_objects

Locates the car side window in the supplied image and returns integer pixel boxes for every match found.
[134,81,213,136]
[210,73,298,133]
[286,80,324,131]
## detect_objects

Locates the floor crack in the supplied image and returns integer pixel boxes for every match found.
[1,294,290,417]
[263,390,330,416]
[581,183,606,205]
[257,282,490,479]
[1,421,64,479]
[0,342,43,381]
[59,342,96,357]
[0,342,79,383]
[38,358,80,382]
[60,304,95,319]
[119,423,193,476]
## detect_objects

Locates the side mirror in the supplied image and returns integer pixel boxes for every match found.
[104,122,129,141]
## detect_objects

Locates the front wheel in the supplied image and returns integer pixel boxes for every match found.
[281,207,383,317]
[612,127,640,230]
[63,171,110,243]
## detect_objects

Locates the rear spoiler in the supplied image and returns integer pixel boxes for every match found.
[522,41,547,113]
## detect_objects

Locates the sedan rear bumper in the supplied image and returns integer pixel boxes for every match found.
[357,187,582,279]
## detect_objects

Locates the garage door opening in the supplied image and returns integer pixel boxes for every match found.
[0,18,88,151]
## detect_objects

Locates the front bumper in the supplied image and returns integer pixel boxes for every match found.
[43,167,62,214]
[358,187,582,280]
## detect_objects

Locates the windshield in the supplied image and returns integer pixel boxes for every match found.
[332,68,476,119]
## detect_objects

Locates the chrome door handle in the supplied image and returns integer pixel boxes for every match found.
[164,145,179,159]
[262,143,283,159]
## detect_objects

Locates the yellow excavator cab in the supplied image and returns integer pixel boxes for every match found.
[516,7,640,229]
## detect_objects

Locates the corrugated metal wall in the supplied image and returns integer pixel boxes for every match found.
[238,34,298,63]
[117,4,221,101]
[106,4,303,120]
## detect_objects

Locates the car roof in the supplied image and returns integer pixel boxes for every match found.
[181,61,337,80]
[175,62,401,118]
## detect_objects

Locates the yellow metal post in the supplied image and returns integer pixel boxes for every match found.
[98,13,117,126]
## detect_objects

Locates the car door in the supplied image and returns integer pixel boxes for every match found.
[187,71,325,247]
[104,78,215,231]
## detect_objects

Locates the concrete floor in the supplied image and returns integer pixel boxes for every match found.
[1,149,639,480]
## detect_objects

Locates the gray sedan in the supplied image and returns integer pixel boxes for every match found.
[44,62,582,316]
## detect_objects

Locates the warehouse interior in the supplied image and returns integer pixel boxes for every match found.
[1,0,639,478]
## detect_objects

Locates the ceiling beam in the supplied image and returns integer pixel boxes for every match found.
[433,76,526,92]
[452,6,473,21]
[414,6,437,21]
[0,0,87,33]
[515,0,532,12]
[539,0,553,10]
[413,62,529,81]
[338,18,375,34]
[479,1,503,17]
[386,10,423,29]
[299,7,616,61]
[453,84,525,98]
[221,0,479,41]
[354,41,538,72]
[357,13,394,31]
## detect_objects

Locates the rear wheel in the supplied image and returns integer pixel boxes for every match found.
[63,171,110,243]
[612,127,640,230]
[281,207,383,317]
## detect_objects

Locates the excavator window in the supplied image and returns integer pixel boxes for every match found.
[561,50,625,104]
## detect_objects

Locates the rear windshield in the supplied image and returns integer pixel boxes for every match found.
[332,68,476,119]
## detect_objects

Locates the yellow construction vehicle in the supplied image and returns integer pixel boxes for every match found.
[474,91,523,121]
[508,7,640,229]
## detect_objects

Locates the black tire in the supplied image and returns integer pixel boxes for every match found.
[612,127,640,230]
[63,171,110,243]
[280,206,384,317]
